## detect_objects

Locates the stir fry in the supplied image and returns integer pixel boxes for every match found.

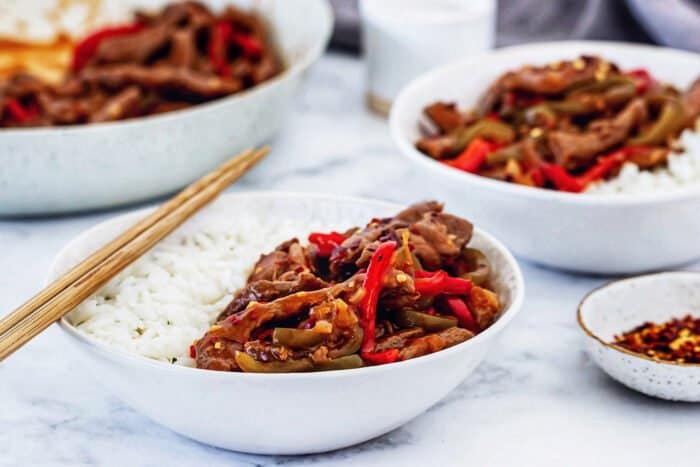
[416,56,700,192]
[0,1,280,127]
[192,202,502,372]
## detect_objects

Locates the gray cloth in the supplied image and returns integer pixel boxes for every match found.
[329,0,700,52]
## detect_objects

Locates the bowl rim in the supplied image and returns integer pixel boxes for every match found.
[0,0,334,136]
[390,39,700,207]
[577,270,700,368]
[54,191,526,380]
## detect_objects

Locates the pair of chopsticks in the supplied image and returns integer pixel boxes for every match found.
[0,147,269,362]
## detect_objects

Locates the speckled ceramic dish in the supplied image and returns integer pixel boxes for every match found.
[1,0,333,216]
[578,272,700,402]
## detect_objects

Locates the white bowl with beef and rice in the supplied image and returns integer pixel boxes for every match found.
[391,41,700,274]
[0,0,332,215]
[50,192,524,454]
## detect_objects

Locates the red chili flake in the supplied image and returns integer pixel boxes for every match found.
[613,315,700,363]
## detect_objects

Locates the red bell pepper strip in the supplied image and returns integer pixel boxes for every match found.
[231,32,262,58]
[4,99,39,124]
[414,270,472,296]
[308,231,347,256]
[540,163,584,193]
[359,241,397,354]
[576,146,650,187]
[209,21,233,77]
[72,23,143,72]
[361,348,400,365]
[444,138,500,173]
[445,297,478,333]
[626,68,656,95]
[189,344,197,358]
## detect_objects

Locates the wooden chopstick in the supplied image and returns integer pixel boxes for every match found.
[0,146,269,362]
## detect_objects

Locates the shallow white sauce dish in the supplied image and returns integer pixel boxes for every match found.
[50,192,525,455]
[390,41,700,274]
[0,0,333,216]
[578,272,700,402]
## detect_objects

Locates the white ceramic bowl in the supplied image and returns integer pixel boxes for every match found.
[0,0,333,216]
[578,272,700,402]
[390,41,700,274]
[50,192,524,454]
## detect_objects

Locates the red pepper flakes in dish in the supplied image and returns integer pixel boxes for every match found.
[613,315,700,364]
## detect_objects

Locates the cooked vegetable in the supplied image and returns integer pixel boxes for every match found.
[234,351,314,373]
[272,328,325,349]
[394,309,457,332]
[455,248,491,286]
[314,355,364,371]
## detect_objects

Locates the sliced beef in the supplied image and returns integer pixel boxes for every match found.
[398,327,474,360]
[375,328,425,352]
[477,56,605,115]
[168,28,196,68]
[94,24,172,65]
[424,102,463,133]
[548,98,648,170]
[467,286,501,331]
[204,277,363,344]
[81,65,244,98]
[247,239,312,282]
[89,86,142,122]
[329,201,473,277]
[217,272,328,320]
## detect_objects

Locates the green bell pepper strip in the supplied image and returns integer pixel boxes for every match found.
[234,351,314,373]
[314,355,364,371]
[394,309,457,332]
[272,328,325,349]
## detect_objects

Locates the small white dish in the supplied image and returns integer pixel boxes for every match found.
[390,40,700,274]
[578,272,700,402]
[1,0,333,216]
[50,192,525,454]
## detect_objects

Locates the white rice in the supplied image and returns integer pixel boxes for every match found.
[67,216,332,366]
[585,124,700,195]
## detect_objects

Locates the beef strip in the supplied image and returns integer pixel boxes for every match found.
[424,102,463,133]
[168,28,196,68]
[398,327,474,360]
[89,86,142,122]
[374,328,425,352]
[247,239,312,282]
[94,24,172,65]
[208,276,364,345]
[467,286,501,331]
[329,201,473,277]
[81,64,243,98]
[217,272,328,321]
[476,56,605,115]
[547,98,648,170]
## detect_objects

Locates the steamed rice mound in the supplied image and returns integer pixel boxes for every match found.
[67,216,332,366]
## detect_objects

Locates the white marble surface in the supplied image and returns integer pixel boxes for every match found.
[2,53,700,467]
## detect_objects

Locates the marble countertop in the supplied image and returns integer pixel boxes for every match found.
[2,53,699,467]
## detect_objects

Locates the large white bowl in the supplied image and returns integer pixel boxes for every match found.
[391,41,700,274]
[0,0,333,216]
[578,272,700,402]
[50,192,524,454]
